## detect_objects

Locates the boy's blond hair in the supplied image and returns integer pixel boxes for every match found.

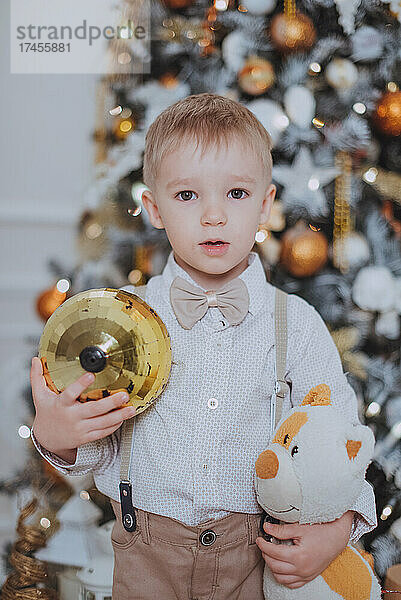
[142,92,273,190]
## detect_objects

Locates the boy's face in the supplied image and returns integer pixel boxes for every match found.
[142,135,276,290]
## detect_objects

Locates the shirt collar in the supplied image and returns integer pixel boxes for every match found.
[160,250,268,317]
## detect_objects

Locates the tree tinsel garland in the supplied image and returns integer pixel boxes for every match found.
[1,499,58,599]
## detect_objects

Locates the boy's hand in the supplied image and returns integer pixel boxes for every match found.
[30,356,136,461]
[255,511,354,589]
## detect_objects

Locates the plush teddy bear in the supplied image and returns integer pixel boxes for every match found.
[254,383,381,600]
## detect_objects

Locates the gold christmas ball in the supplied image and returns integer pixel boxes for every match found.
[269,12,316,54]
[373,90,401,137]
[280,221,328,277]
[36,286,67,322]
[162,0,194,9]
[238,56,275,96]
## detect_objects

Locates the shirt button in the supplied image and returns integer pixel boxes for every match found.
[207,398,218,410]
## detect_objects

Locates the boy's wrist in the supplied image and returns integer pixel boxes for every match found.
[31,426,77,464]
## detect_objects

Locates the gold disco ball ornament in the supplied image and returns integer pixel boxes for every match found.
[38,288,172,415]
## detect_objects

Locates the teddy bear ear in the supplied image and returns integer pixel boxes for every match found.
[301,384,332,406]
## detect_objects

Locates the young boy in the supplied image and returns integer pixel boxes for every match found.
[30,93,377,599]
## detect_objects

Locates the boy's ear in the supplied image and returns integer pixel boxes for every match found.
[259,184,276,225]
[141,189,165,230]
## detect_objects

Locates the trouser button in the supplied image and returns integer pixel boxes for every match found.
[199,529,217,546]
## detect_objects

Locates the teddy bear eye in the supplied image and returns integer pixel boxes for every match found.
[291,446,299,457]
[284,434,290,444]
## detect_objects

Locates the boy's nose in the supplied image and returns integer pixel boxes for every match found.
[200,206,227,226]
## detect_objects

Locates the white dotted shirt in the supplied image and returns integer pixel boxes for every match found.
[32,251,377,542]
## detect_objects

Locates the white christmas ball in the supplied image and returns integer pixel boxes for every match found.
[352,265,395,312]
[246,98,289,147]
[283,85,316,129]
[222,31,249,74]
[385,396,401,428]
[325,58,359,90]
[240,0,277,14]
[351,26,384,62]
[375,310,400,340]
[333,232,370,270]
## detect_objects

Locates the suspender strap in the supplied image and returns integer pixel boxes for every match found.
[119,284,147,532]
[271,288,289,438]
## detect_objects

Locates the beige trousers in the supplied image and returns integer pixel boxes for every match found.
[110,499,265,600]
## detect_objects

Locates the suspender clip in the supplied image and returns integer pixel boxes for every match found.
[119,480,137,532]
[274,379,289,399]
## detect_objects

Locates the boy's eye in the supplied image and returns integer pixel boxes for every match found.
[176,190,196,201]
[229,188,248,199]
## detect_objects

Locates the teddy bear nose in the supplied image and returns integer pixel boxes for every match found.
[255,450,279,479]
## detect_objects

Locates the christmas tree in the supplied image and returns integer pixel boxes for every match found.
[29,0,401,584]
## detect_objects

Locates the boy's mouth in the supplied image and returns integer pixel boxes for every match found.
[200,240,228,246]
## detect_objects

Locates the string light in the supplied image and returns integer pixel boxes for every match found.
[353,102,366,114]
[18,425,31,439]
[128,207,142,217]
[109,106,122,116]
[214,0,229,10]
[363,168,378,183]
[56,278,71,293]
[128,269,143,284]
[255,229,268,243]
[380,504,393,520]
[80,491,90,500]
[40,517,51,529]
[237,4,248,10]
[312,117,325,128]
[309,62,321,74]
[309,224,321,232]
[366,401,381,417]
[387,81,399,92]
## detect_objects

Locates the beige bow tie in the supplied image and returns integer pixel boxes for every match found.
[170,275,249,330]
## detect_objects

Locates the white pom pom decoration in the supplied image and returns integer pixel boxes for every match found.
[240,0,277,14]
[283,85,316,129]
[352,265,396,312]
[222,30,249,73]
[351,26,384,62]
[246,99,289,146]
[375,310,400,340]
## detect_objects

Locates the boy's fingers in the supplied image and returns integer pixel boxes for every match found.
[78,392,130,418]
[256,537,296,562]
[263,555,296,574]
[86,406,136,432]
[61,372,96,405]
[85,421,124,442]
[30,357,49,401]
[264,522,301,541]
